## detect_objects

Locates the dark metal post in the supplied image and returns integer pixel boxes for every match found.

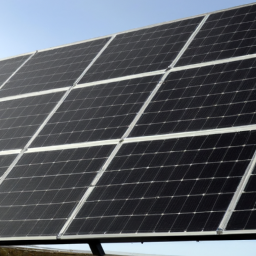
[89,241,105,256]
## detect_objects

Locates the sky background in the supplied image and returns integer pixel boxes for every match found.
[1,0,256,255]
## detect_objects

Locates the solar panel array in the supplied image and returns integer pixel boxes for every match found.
[0,3,255,243]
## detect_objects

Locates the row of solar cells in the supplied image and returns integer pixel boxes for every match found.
[2,56,256,151]
[0,3,255,98]
[0,131,255,237]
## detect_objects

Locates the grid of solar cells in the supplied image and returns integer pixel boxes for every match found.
[130,58,256,138]
[226,165,256,231]
[0,145,114,237]
[0,38,110,97]
[0,4,255,242]
[0,154,18,178]
[0,55,30,88]
[66,131,256,235]
[31,75,160,147]
[0,92,64,151]
[177,4,256,66]
[78,17,203,84]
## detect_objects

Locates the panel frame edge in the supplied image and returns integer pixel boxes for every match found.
[125,124,256,143]
[75,70,165,89]
[0,87,69,102]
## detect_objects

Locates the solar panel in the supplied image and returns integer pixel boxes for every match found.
[0,2,255,253]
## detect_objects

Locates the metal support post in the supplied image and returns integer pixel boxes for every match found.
[88,241,105,256]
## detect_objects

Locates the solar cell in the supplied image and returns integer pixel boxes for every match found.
[0,145,114,237]
[131,58,256,137]
[0,38,110,97]
[0,55,30,88]
[78,17,203,83]
[0,92,64,151]
[66,131,256,235]
[177,4,256,66]
[31,75,161,147]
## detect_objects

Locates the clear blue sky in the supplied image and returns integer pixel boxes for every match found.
[1,0,256,255]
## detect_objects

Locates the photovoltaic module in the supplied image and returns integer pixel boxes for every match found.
[0,2,255,247]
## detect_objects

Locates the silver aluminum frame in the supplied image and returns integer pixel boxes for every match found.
[0,229,256,243]
[59,229,256,241]
[0,236,57,242]
[60,229,256,241]
[75,70,165,89]
[62,231,217,240]
[0,149,21,156]
[124,124,256,144]
[172,53,256,71]
[27,139,119,153]
[0,87,69,102]
[0,230,254,243]
[0,52,35,63]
